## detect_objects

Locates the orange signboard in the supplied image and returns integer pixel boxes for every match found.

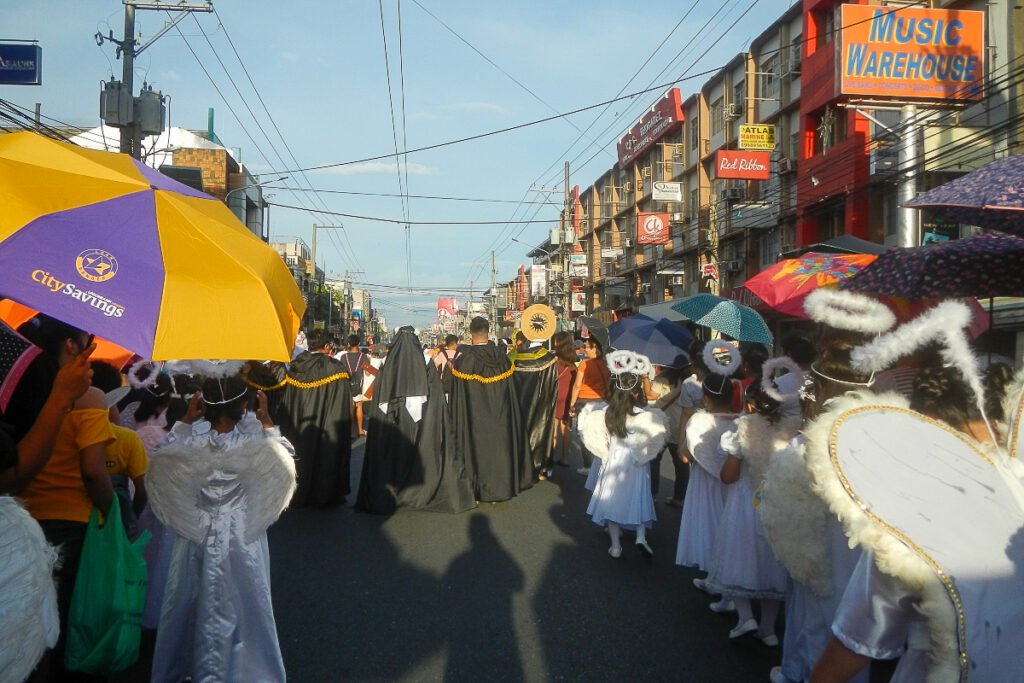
[839,5,984,100]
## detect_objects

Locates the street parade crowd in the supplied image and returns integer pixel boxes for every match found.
[1,285,1024,682]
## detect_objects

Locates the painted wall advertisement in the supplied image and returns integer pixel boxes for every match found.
[636,212,670,245]
[716,150,771,180]
[839,5,984,100]
[617,89,684,167]
[437,298,460,319]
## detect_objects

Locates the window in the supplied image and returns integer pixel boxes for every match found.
[815,10,834,50]
[760,230,780,269]
[689,118,698,149]
[689,188,699,220]
[711,97,724,136]
[790,34,803,72]
[733,80,744,109]
[760,55,778,101]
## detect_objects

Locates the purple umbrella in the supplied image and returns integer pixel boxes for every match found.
[609,313,694,367]
[905,154,1024,234]
[841,231,1024,299]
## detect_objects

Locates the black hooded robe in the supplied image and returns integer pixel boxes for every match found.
[511,349,559,478]
[355,332,475,514]
[447,342,531,502]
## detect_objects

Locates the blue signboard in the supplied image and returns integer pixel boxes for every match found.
[0,44,42,85]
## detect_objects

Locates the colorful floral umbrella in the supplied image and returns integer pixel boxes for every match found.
[905,154,1024,234]
[743,252,878,317]
[841,231,1024,299]
[0,133,304,361]
[670,293,772,344]
[609,314,694,367]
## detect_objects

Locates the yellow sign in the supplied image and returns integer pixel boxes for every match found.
[739,124,776,150]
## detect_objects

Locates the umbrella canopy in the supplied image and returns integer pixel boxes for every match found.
[743,252,878,317]
[0,133,304,361]
[670,293,773,344]
[905,154,1024,234]
[577,315,610,351]
[841,232,1024,299]
[609,314,694,367]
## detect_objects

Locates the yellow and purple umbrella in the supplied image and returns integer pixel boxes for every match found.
[0,133,304,361]
[743,252,877,318]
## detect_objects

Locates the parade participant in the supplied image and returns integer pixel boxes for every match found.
[551,331,578,468]
[355,329,474,514]
[338,334,377,438]
[433,334,461,398]
[448,316,530,502]
[510,304,560,481]
[248,328,352,507]
[649,365,691,506]
[578,350,667,558]
[568,336,609,475]
[675,342,739,584]
[147,374,295,683]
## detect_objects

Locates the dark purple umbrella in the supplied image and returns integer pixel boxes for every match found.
[905,154,1024,234]
[841,231,1024,298]
[609,313,694,367]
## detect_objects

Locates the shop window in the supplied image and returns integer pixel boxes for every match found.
[710,97,724,136]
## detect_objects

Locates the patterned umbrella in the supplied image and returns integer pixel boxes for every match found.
[0,133,304,361]
[841,232,1024,298]
[905,154,1024,234]
[0,320,41,413]
[743,252,878,317]
[670,293,772,344]
[609,314,694,367]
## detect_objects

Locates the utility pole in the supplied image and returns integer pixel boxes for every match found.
[310,224,347,326]
[562,162,571,331]
[490,250,497,337]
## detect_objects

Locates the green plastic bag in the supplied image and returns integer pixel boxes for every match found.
[65,500,151,674]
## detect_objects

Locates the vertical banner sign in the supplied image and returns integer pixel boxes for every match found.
[839,5,985,100]
[716,150,772,180]
[637,213,670,245]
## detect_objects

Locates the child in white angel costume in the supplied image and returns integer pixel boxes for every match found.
[578,351,667,558]
[147,373,296,683]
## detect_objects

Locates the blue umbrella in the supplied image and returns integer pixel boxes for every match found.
[609,314,694,367]
[670,293,773,344]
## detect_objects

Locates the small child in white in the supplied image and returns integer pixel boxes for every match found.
[579,351,667,558]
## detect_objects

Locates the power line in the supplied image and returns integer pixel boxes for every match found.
[265,202,562,225]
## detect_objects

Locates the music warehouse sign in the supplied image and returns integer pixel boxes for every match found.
[617,89,684,167]
[716,150,771,180]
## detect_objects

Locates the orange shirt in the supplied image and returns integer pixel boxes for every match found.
[22,408,115,523]
[577,358,609,400]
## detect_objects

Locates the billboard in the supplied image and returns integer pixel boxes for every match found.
[437,298,460,319]
[636,213,670,245]
[839,5,984,100]
[716,150,771,180]
[739,124,776,150]
[0,44,42,85]
[617,89,684,167]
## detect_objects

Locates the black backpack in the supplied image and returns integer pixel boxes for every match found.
[438,350,457,394]
[343,352,365,394]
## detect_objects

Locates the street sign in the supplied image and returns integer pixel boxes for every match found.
[652,181,682,202]
[0,43,42,85]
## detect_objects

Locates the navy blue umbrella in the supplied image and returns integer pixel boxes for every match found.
[905,154,1024,234]
[609,313,694,367]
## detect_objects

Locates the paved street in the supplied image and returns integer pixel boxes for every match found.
[268,439,781,682]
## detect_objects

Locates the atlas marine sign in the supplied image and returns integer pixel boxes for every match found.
[617,90,684,167]
[839,5,984,100]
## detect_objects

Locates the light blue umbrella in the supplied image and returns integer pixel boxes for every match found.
[670,293,772,344]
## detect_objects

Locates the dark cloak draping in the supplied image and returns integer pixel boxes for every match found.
[511,350,559,477]
[250,352,351,508]
[355,332,475,515]
[448,342,531,502]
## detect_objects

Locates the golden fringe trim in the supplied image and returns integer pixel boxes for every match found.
[451,365,515,384]
[246,372,350,392]
[512,356,558,372]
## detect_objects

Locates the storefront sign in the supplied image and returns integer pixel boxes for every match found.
[636,212,670,245]
[617,89,684,167]
[652,181,683,202]
[437,298,460,319]
[701,263,719,281]
[570,254,587,277]
[839,5,984,100]
[0,43,42,85]
[716,150,771,180]
[739,124,776,150]
[571,291,586,312]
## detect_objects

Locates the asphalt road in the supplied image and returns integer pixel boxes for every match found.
[267,438,781,682]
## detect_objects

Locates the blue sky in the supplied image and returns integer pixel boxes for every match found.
[4,0,786,327]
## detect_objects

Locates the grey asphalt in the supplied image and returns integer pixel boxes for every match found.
[267,438,781,682]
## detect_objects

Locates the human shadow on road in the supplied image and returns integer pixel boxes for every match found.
[442,514,525,682]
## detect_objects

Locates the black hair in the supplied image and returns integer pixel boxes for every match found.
[746,382,782,419]
[701,373,734,408]
[18,314,87,358]
[740,343,770,380]
[689,339,708,375]
[444,334,459,346]
[585,336,604,358]
[604,372,646,438]
[134,371,174,424]
[551,331,576,364]
[306,328,329,351]
[89,361,123,394]
[347,334,361,348]
[201,376,250,425]
[910,365,980,431]
[469,317,489,336]
[983,362,1015,424]
[782,333,816,366]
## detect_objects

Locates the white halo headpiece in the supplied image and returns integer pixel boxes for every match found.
[163,359,246,379]
[605,350,653,379]
[703,341,741,377]
[803,289,896,334]
[127,360,162,389]
[760,356,804,402]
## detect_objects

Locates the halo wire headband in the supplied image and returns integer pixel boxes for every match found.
[605,350,653,378]
[200,382,249,406]
[761,356,804,402]
[702,341,741,377]
[810,363,875,387]
[803,289,896,334]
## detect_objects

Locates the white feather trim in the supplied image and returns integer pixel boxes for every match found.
[804,288,896,333]
[163,359,246,379]
[147,437,296,545]
[626,408,669,466]
[734,412,801,488]
[999,369,1024,458]
[605,350,653,378]
[802,390,960,683]
[127,360,162,389]
[578,401,611,461]
[685,410,735,475]
[703,341,741,377]
[761,356,803,402]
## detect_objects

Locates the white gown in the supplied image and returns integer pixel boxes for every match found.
[675,411,736,569]
[148,414,296,683]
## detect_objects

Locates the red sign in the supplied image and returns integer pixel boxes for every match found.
[617,89,684,167]
[716,150,771,180]
[636,212,670,245]
[701,263,719,282]
[437,298,460,319]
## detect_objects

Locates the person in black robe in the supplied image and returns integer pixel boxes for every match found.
[355,329,475,515]
[509,332,559,482]
[448,317,531,502]
[247,329,351,508]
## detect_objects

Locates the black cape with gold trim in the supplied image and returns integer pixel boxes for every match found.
[448,342,531,502]
[511,349,559,477]
[249,352,351,508]
[355,331,475,515]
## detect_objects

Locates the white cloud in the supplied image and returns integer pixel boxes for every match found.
[316,161,436,176]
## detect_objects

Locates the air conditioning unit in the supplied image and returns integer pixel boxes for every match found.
[723,259,744,272]
[641,166,652,178]
[623,181,633,192]
[726,103,744,119]
[624,237,634,248]
[670,212,685,222]
[778,157,796,174]
[720,188,745,201]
